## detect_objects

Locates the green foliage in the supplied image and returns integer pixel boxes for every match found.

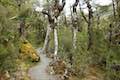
[26,12,46,47]
[0,0,120,80]
[0,42,18,72]
[56,11,120,79]
[0,0,45,76]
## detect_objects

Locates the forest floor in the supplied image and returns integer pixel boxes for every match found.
[28,48,61,80]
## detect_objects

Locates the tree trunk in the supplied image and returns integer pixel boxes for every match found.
[72,27,77,49]
[19,18,26,38]
[86,1,93,50]
[109,24,112,46]
[54,28,58,57]
[88,14,93,50]
[42,25,52,54]
[112,0,116,19]
[42,0,66,57]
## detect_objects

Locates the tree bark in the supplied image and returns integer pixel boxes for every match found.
[42,0,66,58]
[71,0,79,49]
[88,16,93,50]
[112,0,116,19]
[19,18,26,38]
[42,25,52,54]
[86,0,93,50]
[72,27,77,49]
[54,28,58,57]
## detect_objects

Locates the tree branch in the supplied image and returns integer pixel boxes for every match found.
[73,0,79,13]
[42,10,50,17]
[61,0,66,11]
[54,0,66,18]
[79,3,88,23]
[42,10,53,23]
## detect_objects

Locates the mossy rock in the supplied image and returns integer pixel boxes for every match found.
[19,40,40,62]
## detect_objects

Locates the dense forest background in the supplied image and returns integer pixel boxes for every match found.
[0,0,120,80]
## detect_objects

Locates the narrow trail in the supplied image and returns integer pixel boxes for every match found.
[28,49,60,80]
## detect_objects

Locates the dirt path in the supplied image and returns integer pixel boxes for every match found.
[28,49,60,80]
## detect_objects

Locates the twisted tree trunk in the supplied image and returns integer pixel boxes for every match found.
[42,0,66,58]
